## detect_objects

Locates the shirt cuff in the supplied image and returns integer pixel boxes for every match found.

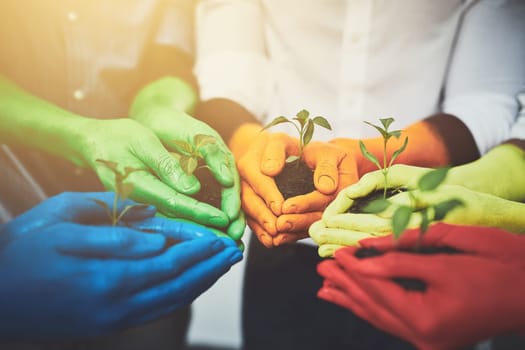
[442,92,517,155]
[194,51,272,119]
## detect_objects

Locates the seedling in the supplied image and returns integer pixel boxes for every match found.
[92,159,145,226]
[170,134,217,175]
[364,167,464,248]
[262,109,332,163]
[359,117,408,199]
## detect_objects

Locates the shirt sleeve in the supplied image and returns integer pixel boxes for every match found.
[442,0,525,155]
[194,0,272,119]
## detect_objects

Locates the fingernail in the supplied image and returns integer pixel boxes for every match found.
[269,201,281,215]
[260,234,273,248]
[280,221,293,232]
[285,204,297,214]
[211,239,225,251]
[318,175,335,191]
[181,176,199,193]
[227,249,243,264]
[220,164,233,183]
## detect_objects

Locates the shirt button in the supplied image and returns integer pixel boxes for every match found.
[67,11,78,22]
[73,89,85,100]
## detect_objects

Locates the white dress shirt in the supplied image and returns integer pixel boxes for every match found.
[195,0,525,153]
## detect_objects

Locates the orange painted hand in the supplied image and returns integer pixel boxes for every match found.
[236,131,298,247]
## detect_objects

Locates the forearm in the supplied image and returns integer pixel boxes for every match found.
[445,142,525,201]
[0,76,89,166]
[332,115,479,176]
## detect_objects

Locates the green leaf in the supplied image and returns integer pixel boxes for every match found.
[379,117,395,131]
[362,198,391,214]
[302,119,315,146]
[433,199,464,221]
[389,136,408,167]
[392,205,412,239]
[312,116,332,130]
[296,109,310,122]
[286,155,300,163]
[194,134,216,148]
[364,121,388,139]
[389,130,402,139]
[119,182,134,200]
[262,116,291,131]
[180,156,198,175]
[172,140,193,155]
[90,198,112,216]
[418,167,450,192]
[359,141,381,170]
[420,208,429,234]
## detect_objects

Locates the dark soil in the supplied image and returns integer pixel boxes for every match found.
[354,246,463,291]
[347,188,406,213]
[193,166,222,209]
[274,159,315,199]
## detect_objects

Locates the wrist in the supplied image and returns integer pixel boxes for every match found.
[130,76,198,118]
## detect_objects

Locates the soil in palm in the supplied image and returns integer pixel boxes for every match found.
[274,159,315,199]
[193,166,222,209]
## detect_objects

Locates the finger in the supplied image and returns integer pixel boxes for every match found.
[123,246,242,324]
[125,141,201,195]
[128,217,229,241]
[226,212,247,241]
[310,225,376,246]
[239,159,284,215]
[322,191,356,218]
[303,142,340,194]
[200,145,235,187]
[334,249,447,282]
[282,191,333,214]
[115,236,239,293]
[47,192,156,225]
[247,218,274,248]
[241,181,277,235]
[221,176,242,221]
[324,213,392,234]
[272,232,308,246]
[317,276,413,344]
[276,212,322,233]
[129,175,229,228]
[261,133,299,176]
[317,244,345,258]
[55,224,166,258]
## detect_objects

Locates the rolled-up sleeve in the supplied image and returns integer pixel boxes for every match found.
[442,0,525,154]
[194,0,272,119]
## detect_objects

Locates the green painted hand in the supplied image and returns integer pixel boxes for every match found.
[129,77,244,240]
[76,117,230,229]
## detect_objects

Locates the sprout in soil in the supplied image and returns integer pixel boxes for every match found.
[364,166,464,249]
[359,117,408,199]
[170,134,217,176]
[262,109,332,164]
[92,159,145,226]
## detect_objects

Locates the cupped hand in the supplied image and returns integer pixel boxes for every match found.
[317,224,525,350]
[0,194,242,341]
[76,117,230,230]
[129,78,243,238]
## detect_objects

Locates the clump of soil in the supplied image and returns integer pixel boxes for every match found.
[347,188,405,213]
[354,246,462,291]
[274,159,315,199]
[193,166,222,209]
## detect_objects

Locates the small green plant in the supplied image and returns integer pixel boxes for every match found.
[170,134,217,175]
[262,109,332,163]
[92,159,145,226]
[365,167,464,248]
[359,117,408,199]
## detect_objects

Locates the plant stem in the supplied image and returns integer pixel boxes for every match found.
[383,137,388,198]
[112,192,118,226]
